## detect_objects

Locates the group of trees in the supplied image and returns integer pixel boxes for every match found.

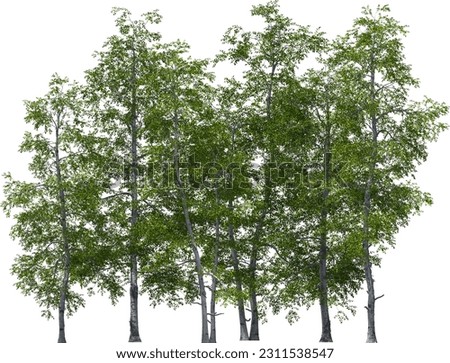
[2,1,447,344]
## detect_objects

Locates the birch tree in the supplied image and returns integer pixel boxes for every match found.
[153,40,217,343]
[330,5,448,343]
[84,8,163,342]
[2,75,117,342]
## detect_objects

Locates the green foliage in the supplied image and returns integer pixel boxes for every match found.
[3,1,448,342]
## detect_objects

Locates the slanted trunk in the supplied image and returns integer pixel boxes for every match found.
[228,199,249,340]
[319,124,332,343]
[173,111,209,343]
[128,44,141,342]
[55,122,70,344]
[182,195,209,343]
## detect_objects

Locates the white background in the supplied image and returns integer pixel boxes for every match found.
[1,0,449,362]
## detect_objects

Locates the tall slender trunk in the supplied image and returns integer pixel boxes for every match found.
[173,111,209,343]
[318,190,331,342]
[319,116,332,342]
[227,127,250,340]
[247,62,277,341]
[363,57,378,343]
[249,286,259,340]
[248,224,261,341]
[249,184,270,341]
[363,181,377,343]
[128,44,141,342]
[248,219,261,340]
[228,200,250,341]
[209,188,221,343]
[55,123,70,343]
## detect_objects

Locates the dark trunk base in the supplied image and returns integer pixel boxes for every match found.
[366,329,377,343]
[319,334,333,342]
[129,335,142,342]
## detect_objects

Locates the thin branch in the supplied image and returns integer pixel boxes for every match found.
[263,243,289,263]
[207,312,224,317]
[102,192,132,200]
[375,294,385,301]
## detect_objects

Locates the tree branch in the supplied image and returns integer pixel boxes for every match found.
[102,192,132,200]
[207,312,224,317]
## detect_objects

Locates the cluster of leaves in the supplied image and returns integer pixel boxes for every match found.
[2,1,447,342]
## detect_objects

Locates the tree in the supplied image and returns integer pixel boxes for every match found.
[152,39,217,342]
[2,74,117,342]
[330,5,448,342]
[216,0,325,340]
[84,8,164,342]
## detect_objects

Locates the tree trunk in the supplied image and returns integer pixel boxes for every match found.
[319,236,332,342]
[129,254,141,342]
[363,59,378,343]
[128,44,141,342]
[363,178,377,343]
[319,124,332,343]
[247,62,276,342]
[248,241,260,341]
[249,287,260,340]
[228,200,249,340]
[319,211,332,342]
[173,111,209,343]
[227,128,249,341]
[55,123,70,344]
[209,207,220,343]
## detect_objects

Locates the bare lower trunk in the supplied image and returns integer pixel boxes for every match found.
[188,224,209,343]
[173,111,209,343]
[228,212,249,340]
[319,130,332,343]
[180,189,209,342]
[129,254,141,342]
[209,215,220,343]
[319,232,332,342]
[249,287,259,340]
[248,242,259,341]
[231,248,249,341]
[364,246,377,343]
[363,184,377,343]
[55,122,70,344]
[320,246,333,342]
[209,286,217,343]
[57,268,69,343]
